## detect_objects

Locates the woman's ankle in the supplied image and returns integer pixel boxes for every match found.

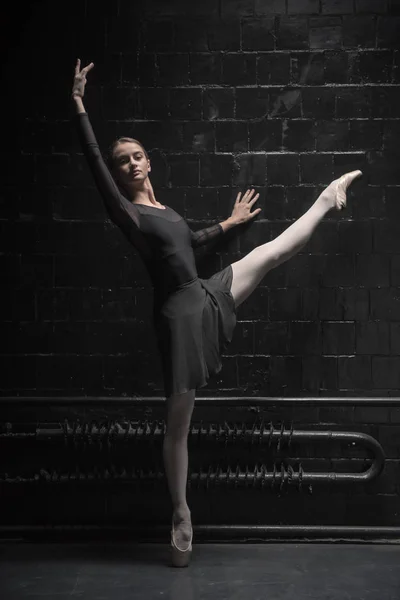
[315,193,335,216]
[173,505,191,522]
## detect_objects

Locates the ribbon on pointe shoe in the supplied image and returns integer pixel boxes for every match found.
[171,520,193,552]
[171,520,193,567]
[335,170,362,210]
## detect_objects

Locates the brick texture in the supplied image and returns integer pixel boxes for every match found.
[1,0,400,403]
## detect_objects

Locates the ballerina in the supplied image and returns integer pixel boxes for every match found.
[72,59,362,567]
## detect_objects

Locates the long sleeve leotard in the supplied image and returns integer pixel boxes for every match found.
[76,112,224,300]
[75,111,236,396]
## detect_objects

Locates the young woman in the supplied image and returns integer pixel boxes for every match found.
[72,59,361,567]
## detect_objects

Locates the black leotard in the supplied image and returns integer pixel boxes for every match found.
[76,112,237,396]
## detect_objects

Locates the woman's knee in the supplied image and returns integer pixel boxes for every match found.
[165,421,190,441]
[165,390,195,438]
[255,241,281,269]
[232,242,280,281]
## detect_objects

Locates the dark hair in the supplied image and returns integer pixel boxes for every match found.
[107,137,149,168]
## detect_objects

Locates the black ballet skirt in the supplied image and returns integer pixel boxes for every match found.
[76,113,237,396]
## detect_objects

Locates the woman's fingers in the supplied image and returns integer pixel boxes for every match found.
[74,59,94,78]
[81,62,94,77]
[236,188,260,205]
[242,189,253,201]
[249,193,260,205]
[242,188,257,202]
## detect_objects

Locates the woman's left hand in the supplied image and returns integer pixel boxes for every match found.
[72,59,94,98]
[230,189,261,225]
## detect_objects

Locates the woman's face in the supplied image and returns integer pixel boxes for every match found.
[112,142,151,187]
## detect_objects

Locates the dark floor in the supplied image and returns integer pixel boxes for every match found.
[0,542,399,599]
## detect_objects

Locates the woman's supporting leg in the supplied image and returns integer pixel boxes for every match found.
[163,389,196,548]
[230,170,362,307]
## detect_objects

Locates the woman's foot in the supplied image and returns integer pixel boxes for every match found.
[171,508,192,567]
[320,170,362,211]
[172,508,192,548]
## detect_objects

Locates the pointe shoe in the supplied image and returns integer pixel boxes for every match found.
[333,170,363,211]
[171,519,193,567]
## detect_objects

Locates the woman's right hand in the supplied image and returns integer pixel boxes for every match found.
[72,58,94,98]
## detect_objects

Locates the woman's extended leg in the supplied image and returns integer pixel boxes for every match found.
[163,389,195,549]
[230,170,362,307]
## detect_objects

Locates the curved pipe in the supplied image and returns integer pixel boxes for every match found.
[1,424,385,485]
[283,430,385,482]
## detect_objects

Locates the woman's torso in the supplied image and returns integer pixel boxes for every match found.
[134,204,199,305]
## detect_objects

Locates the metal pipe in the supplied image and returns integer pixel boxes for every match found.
[0,459,381,487]
[1,396,400,406]
[0,525,399,543]
[0,425,385,485]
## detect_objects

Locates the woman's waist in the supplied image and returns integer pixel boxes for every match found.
[148,257,197,289]
[153,273,199,296]
[152,274,203,314]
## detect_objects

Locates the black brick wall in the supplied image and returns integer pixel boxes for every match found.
[1,0,400,398]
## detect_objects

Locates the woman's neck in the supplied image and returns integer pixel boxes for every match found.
[129,179,157,205]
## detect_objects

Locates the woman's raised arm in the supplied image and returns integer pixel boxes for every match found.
[71,59,140,234]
